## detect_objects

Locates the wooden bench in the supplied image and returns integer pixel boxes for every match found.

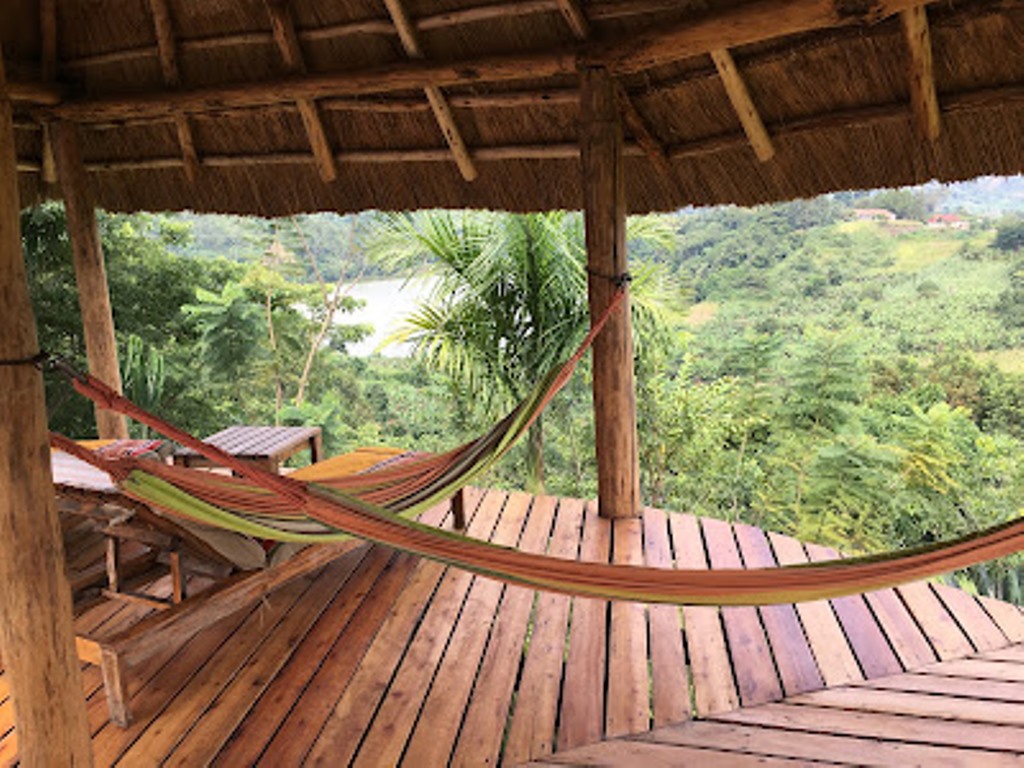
[173,425,323,473]
[55,442,464,727]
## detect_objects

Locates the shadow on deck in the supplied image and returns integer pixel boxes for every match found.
[2,487,1023,766]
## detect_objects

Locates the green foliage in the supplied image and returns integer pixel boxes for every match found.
[994,217,1024,253]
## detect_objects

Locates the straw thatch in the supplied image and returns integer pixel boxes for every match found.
[4,0,1023,216]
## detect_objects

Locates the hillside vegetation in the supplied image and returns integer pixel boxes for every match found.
[22,181,1024,601]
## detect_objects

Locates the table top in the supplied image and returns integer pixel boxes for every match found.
[174,425,322,460]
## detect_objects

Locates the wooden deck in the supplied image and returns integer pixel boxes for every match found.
[2,487,1023,765]
[526,645,1024,766]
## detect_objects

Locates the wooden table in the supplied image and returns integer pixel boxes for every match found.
[173,425,323,473]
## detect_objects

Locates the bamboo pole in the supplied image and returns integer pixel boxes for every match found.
[580,66,640,519]
[51,121,128,439]
[0,51,94,768]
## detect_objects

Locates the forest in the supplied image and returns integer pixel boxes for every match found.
[23,180,1024,602]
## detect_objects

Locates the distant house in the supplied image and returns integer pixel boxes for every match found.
[852,208,898,222]
[927,213,970,230]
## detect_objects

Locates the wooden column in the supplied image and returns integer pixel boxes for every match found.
[580,66,640,519]
[0,53,94,767]
[51,121,128,439]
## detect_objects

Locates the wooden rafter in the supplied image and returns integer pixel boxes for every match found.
[555,0,591,38]
[39,0,58,183]
[709,48,775,162]
[264,0,338,182]
[382,0,478,181]
[553,0,681,194]
[17,83,1023,180]
[147,0,200,181]
[900,6,941,142]
[46,0,935,124]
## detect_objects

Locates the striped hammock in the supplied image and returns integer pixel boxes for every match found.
[53,292,1024,606]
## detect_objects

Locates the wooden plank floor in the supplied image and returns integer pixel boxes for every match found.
[1,487,1022,766]
[530,644,1024,766]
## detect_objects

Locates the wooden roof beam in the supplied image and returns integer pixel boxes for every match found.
[382,0,478,181]
[900,6,941,142]
[46,0,935,123]
[709,48,774,162]
[148,0,200,181]
[554,0,683,196]
[264,0,338,182]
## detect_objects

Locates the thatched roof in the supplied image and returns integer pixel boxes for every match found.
[4,0,1023,216]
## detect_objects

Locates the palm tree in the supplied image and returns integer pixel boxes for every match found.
[369,210,680,492]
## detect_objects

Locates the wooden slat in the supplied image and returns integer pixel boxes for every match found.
[794,686,1024,726]
[557,501,610,751]
[163,549,382,766]
[897,581,975,660]
[95,575,311,765]
[501,497,582,765]
[709,48,775,161]
[978,597,1024,643]
[448,494,564,768]
[642,507,689,727]
[932,583,1008,652]
[382,0,478,181]
[985,645,1024,663]
[248,499,456,765]
[733,524,822,696]
[300,492,497,766]
[670,512,738,715]
[532,736,821,766]
[605,517,650,738]
[646,718,1024,767]
[922,658,1024,683]
[863,670,1024,703]
[769,534,861,687]
[717,702,1024,753]
[900,6,941,142]
[212,548,411,766]
[350,493,510,767]
[860,586,937,670]
[805,543,902,678]
[703,517,782,706]
[402,491,535,765]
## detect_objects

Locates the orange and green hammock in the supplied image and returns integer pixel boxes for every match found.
[52,291,1024,607]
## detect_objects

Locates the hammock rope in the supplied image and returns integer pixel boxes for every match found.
[50,289,1024,606]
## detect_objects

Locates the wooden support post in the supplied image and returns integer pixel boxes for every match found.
[105,536,121,592]
[580,66,640,520]
[452,488,467,531]
[51,120,129,439]
[0,51,95,766]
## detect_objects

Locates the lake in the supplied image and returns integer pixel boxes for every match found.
[340,277,436,357]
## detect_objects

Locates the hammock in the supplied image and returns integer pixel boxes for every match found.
[51,291,1024,607]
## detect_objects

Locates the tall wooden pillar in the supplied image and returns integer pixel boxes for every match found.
[580,66,641,519]
[0,53,94,767]
[51,121,128,439]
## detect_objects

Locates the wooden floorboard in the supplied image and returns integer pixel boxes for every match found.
[3,490,1024,766]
